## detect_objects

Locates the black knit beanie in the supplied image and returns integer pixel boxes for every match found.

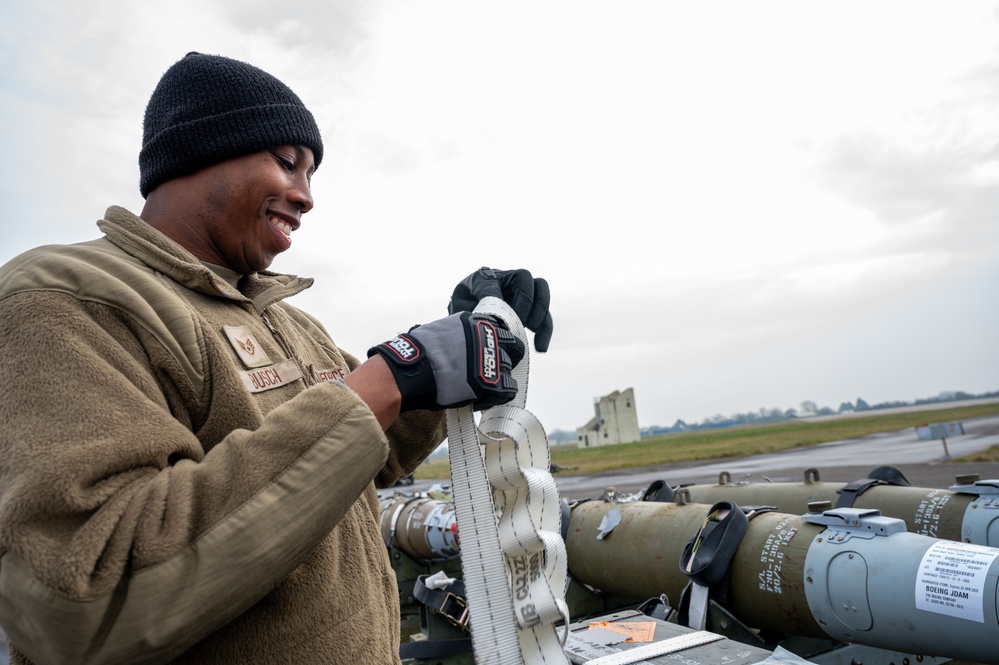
[139,52,323,198]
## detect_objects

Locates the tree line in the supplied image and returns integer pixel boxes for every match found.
[641,389,999,436]
[546,389,999,444]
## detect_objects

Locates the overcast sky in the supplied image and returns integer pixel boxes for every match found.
[2,1,997,433]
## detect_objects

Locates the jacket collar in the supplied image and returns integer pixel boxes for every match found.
[98,205,314,311]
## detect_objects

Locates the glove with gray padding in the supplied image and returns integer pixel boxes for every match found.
[368,312,525,412]
[448,267,553,352]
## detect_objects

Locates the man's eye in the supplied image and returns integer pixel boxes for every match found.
[274,154,296,172]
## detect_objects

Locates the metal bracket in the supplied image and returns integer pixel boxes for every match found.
[950,479,999,495]
[800,507,906,542]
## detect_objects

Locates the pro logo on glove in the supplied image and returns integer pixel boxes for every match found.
[368,312,525,412]
[383,335,421,363]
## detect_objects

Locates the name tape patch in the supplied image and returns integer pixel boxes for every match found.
[312,365,348,384]
[238,358,303,394]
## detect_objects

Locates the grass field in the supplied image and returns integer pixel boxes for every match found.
[414,402,999,480]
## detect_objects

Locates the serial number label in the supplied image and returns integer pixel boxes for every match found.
[758,517,798,595]
[912,489,952,538]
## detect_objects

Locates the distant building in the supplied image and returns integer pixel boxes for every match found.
[576,388,641,447]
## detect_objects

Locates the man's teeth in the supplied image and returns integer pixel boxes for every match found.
[270,217,293,237]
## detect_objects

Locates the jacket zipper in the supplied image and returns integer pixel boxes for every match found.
[260,311,314,386]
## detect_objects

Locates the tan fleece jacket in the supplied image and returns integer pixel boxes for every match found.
[0,206,446,664]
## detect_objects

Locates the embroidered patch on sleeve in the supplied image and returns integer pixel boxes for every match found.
[238,359,304,394]
[223,325,273,368]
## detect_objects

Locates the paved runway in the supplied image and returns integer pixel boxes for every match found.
[401,412,999,500]
[552,413,999,500]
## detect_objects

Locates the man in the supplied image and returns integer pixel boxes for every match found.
[0,52,552,664]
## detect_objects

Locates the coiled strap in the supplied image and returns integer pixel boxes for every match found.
[447,296,569,664]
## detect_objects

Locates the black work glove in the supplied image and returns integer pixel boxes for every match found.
[368,312,526,412]
[447,267,553,353]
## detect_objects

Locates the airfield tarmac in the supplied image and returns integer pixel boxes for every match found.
[552,412,999,500]
[398,409,999,501]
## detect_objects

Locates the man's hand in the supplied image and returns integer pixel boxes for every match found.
[368,312,525,412]
[448,267,553,352]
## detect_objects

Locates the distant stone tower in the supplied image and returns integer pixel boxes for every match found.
[575,388,640,447]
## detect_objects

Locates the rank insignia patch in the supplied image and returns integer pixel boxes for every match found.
[223,325,273,368]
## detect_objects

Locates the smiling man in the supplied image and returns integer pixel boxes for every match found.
[0,53,552,664]
[143,143,316,274]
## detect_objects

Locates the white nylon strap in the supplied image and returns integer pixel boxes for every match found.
[448,296,569,664]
